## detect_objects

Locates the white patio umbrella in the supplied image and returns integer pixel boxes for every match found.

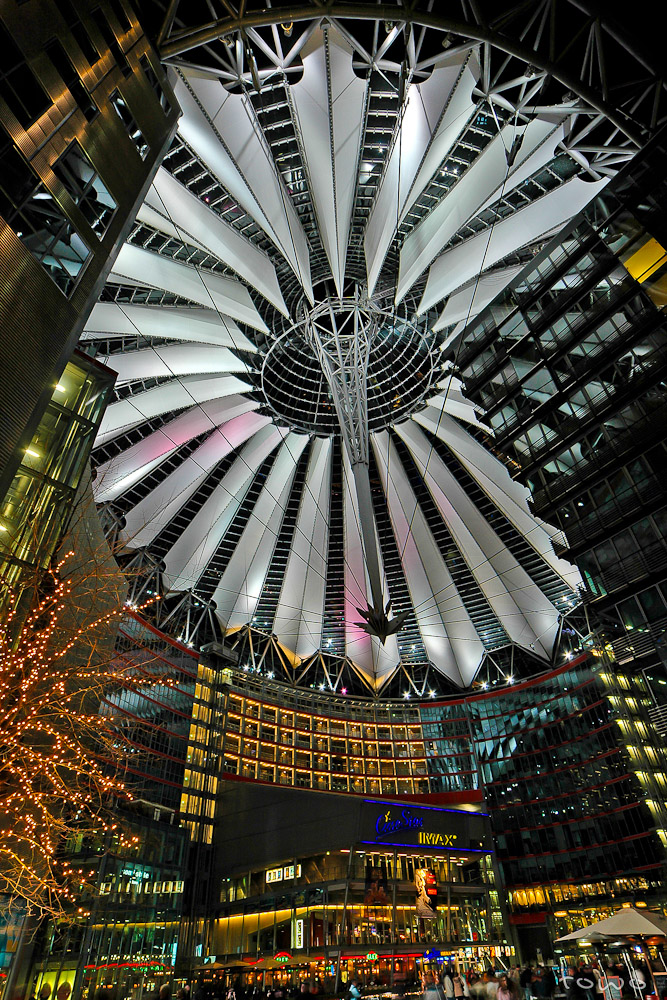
[555,908,667,942]
[555,907,667,997]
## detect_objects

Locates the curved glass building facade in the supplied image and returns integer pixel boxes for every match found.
[28,613,666,996]
[3,1,667,998]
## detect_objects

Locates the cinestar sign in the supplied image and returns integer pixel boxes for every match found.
[373,808,458,847]
[375,808,423,839]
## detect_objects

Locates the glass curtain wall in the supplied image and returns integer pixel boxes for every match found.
[214,847,500,956]
[0,351,114,595]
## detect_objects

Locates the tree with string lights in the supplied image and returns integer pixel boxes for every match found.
[0,548,137,920]
[0,462,165,925]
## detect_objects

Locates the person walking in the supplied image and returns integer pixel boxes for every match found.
[566,970,594,1000]
[542,968,557,1000]
[519,969,533,1000]
[485,971,500,1000]
[590,963,605,1000]
[533,970,546,1000]
[453,971,469,999]
[423,974,441,1000]
[347,981,361,1000]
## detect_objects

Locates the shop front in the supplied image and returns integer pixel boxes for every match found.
[207,789,515,988]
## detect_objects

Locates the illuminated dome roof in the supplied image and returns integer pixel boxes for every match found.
[84,3,648,693]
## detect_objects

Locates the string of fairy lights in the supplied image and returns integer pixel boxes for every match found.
[0,551,161,917]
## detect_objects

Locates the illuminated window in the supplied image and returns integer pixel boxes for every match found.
[110,88,148,158]
[52,140,117,237]
[0,144,90,295]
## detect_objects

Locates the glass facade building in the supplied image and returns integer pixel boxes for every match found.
[0,0,178,504]
[208,651,667,960]
[28,618,667,992]
[455,131,667,702]
[0,350,115,598]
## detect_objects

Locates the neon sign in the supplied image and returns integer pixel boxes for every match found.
[375,809,423,840]
[418,832,457,846]
[366,953,379,962]
[275,953,292,964]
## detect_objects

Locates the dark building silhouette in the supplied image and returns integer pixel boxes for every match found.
[0,0,178,503]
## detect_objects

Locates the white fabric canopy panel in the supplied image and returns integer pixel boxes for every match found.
[111,243,270,333]
[291,26,365,296]
[98,344,248,382]
[413,408,580,591]
[213,433,310,626]
[144,167,288,316]
[365,50,479,296]
[96,375,253,444]
[342,448,400,687]
[419,176,608,312]
[397,115,568,304]
[395,419,561,660]
[164,423,289,592]
[94,392,256,503]
[173,69,313,303]
[273,437,332,658]
[82,302,257,352]
[83,21,606,693]
[122,411,272,549]
[433,265,523,331]
[372,431,484,687]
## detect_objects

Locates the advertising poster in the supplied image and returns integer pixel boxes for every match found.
[365,861,389,904]
[415,867,438,918]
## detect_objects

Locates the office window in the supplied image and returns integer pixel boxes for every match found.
[107,0,133,34]
[0,144,90,296]
[52,140,117,237]
[110,89,148,158]
[52,0,101,64]
[91,6,132,77]
[140,54,169,110]
[0,20,51,128]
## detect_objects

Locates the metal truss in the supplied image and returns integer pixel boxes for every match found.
[153,589,223,647]
[98,502,126,553]
[302,290,383,622]
[146,0,655,325]
[224,624,379,696]
[115,569,593,696]
[123,548,165,608]
[90,0,621,695]
[157,1,665,145]
[301,286,412,637]
[303,289,374,468]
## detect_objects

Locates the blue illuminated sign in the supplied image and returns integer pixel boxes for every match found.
[375,808,423,840]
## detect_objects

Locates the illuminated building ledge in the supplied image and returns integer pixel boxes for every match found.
[117,611,591,808]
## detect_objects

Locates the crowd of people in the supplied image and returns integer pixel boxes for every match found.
[214,980,330,1000]
[71,957,664,1000]
[422,965,557,1000]
[420,960,658,1000]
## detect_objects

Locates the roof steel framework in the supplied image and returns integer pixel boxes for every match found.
[85,0,660,693]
